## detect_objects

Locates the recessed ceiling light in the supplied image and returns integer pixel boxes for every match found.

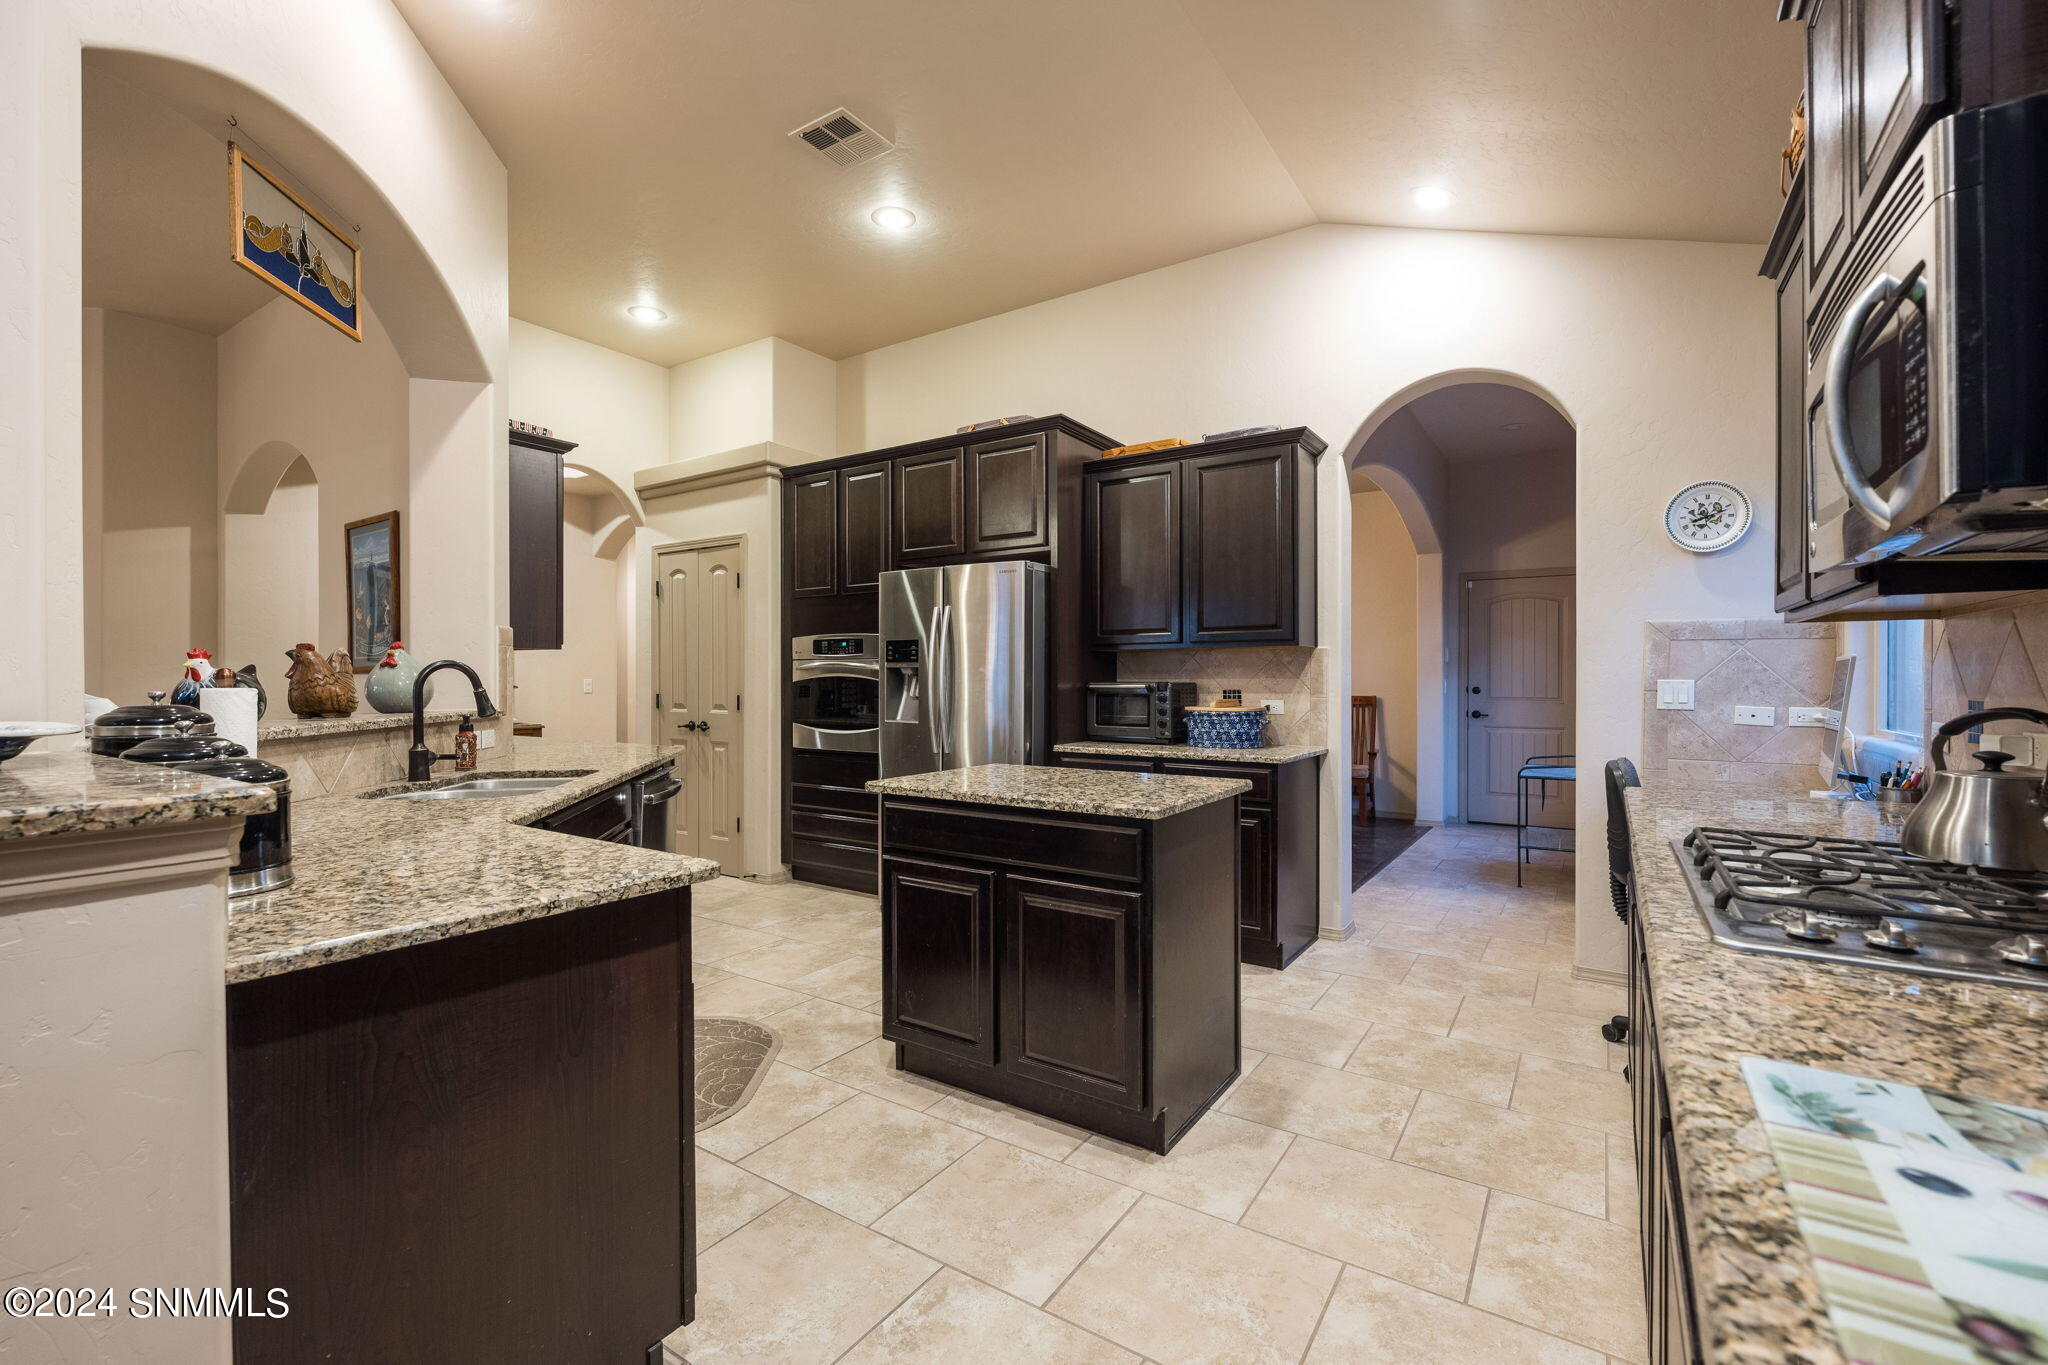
[870,205,917,232]
[626,304,667,323]
[562,467,588,479]
[1410,185,1455,211]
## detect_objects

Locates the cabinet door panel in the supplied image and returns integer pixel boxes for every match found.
[789,471,838,598]
[1806,0,1850,289]
[882,858,996,1063]
[839,461,890,593]
[1774,238,1811,611]
[966,434,1050,556]
[1235,807,1275,939]
[1001,875,1146,1109]
[1183,447,1294,644]
[1055,755,1160,774]
[1087,461,1182,646]
[893,450,967,560]
[509,439,565,648]
[1850,0,1944,229]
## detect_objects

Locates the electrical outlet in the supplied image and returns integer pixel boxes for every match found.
[1732,705,1775,727]
[1656,680,1695,710]
[1787,707,1830,728]
[1991,733,2035,767]
[582,677,593,694]
[1260,699,1286,715]
[476,728,496,749]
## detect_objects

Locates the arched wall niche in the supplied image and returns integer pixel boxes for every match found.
[222,450,320,684]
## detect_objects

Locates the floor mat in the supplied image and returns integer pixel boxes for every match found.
[694,1017,780,1131]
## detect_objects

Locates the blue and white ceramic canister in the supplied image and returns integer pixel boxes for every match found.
[1184,706,1268,749]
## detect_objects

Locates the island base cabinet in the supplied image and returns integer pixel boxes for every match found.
[227,890,694,1364]
[879,797,1239,1153]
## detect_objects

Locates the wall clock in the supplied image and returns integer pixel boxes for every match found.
[1664,480,1753,552]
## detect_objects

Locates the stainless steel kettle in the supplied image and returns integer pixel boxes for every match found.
[1900,707,2048,870]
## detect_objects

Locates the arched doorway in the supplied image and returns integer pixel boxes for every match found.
[223,447,320,685]
[509,463,646,743]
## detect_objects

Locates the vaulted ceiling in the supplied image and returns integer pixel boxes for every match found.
[391,0,1802,366]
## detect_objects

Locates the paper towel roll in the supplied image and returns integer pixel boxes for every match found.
[199,688,261,755]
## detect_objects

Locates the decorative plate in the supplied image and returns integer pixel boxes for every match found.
[1664,480,1753,552]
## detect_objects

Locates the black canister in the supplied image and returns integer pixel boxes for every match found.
[121,718,248,765]
[88,691,216,757]
[169,754,292,896]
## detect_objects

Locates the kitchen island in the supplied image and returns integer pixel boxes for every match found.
[226,740,719,1364]
[1624,778,2048,1365]
[867,762,1247,1153]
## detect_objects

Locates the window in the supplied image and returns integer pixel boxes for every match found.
[1879,619,1926,739]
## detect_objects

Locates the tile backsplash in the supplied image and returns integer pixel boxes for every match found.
[1116,646,1327,746]
[1640,619,1837,795]
[1927,599,2048,738]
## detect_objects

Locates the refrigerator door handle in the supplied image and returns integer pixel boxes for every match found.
[929,601,950,757]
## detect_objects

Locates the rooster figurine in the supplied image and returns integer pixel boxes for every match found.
[284,644,358,718]
[171,648,216,707]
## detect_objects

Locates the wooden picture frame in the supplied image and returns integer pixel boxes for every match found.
[345,511,401,673]
[229,143,362,341]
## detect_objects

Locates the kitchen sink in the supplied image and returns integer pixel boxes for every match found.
[373,775,584,801]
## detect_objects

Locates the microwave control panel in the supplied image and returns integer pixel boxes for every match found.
[1902,309,1929,456]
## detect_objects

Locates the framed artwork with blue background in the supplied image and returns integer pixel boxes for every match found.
[229,144,361,341]
[345,511,400,672]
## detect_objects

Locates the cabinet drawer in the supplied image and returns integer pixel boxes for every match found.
[788,834,877,876]
[1159,760,1271,804]
[881,801,1143,884]
[791,781,877,816]
[791,809,878,848]
[1054,755,1160,774]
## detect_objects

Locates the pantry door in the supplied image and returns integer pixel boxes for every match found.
[1461,573,1575,827]
[655,539,744,869]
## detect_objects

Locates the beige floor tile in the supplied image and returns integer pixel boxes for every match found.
[1371,903,1449,929]
[1374,924,1496,960]
[720,938,866,986]
[784,954,884,1009]
[1402,955,1540,1004]
[1607,1133,1639,1227]
[812,1038,953,1112]
[694,974,808,1021]
[694,896,825,934]
[1241,964,1339,1010]
[696,1061,858,1161]
[695,1151,789,1251]
[1242,998,1369,1067]
[874,1140,1140,1304]
[1480,908,1562,945]
[1469,1193,1647,1361]
[840,1268,1137,1365]
[1451,998,1609,1068]
[692,919,786,964]
[759,997,882,1070]
[1048,1196,1340,1365]
[1482,936,1577,972]
[1344,1025,1521,1106]
[1436,907,1505,936]
[738,1093,983,1225]
[1511,1055,1633,1137]
[1292,937,1419,982]
[1394,1091,1608,1217]
[1218,1053,1417,1156]
[694,961,735,987]
[1313,975,1463,1036]
[1066,1111,1293,1221]
[669,1196,937,1365]
[1305,1266,1603,1364]
[1532,971,1630,1020]
[1241,1136,1487,1297]
[926,1089,1094,1160]
[1607,1041,1630,1072]
[774,906,883,946]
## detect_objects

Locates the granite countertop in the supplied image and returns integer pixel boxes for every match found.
[1624,778,2048,1365]
[226,740,718,983]
[1053,740,1329,765]
[257,709,472,741]
[0,747,275,843]
[868,762,1250,820]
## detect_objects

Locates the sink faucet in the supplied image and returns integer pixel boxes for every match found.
[407,660,501,782]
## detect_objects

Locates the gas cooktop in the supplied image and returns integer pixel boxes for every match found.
[1677,827,2048,990]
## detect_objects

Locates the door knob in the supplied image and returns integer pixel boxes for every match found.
[1470,710,1490,718]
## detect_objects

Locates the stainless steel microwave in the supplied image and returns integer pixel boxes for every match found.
[1806,92,2048,579]
[1085,681,1195,744]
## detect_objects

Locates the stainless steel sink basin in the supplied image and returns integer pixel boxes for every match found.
[376,776,581,801]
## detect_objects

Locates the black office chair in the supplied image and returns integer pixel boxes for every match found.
[1601,757,1640,1046]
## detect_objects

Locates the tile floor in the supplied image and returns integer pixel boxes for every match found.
[670,824,1645,1365]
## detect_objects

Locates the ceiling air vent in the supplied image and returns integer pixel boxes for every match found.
[789,108,893,167]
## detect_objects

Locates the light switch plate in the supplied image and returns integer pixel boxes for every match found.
[1991,733,2035,767]
[1787,707,1831,728]
[1260,699,1286,714]
[477,729,496,749]
[1733,705,1775,727]
[583,677,594,693]
[1656,679,1695,711]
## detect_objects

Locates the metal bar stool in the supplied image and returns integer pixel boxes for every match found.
[1515,753,1577,887]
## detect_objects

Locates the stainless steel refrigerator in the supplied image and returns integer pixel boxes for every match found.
[879,561,1048,779]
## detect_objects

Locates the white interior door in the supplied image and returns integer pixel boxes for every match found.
[1461,573,1575,827]
[656,542,745,869]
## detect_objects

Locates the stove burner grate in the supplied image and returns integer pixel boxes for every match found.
[1685,827,2048,931]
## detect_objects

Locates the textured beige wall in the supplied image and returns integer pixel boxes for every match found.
[1640,619,1837,795]
[1350,490,1419,817]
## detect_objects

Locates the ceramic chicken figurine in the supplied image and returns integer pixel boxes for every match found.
[171,648,216,707]
[284,644,358,718]
[365,642,426,714]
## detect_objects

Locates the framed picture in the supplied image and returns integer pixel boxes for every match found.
[229,143,362,341]
[345,511,401,672]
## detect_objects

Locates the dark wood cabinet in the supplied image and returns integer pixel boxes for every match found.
[1059,751,1320,968]
[893,448,968,561]
[967,433,1052,556]
[789,469,839,598]
[508,428,574,650]
[878,793,1239,1153]
[839,460,890,594]
[1084,429,1322,650]
[1803,0,1851,289]
[788,749,879,893]
[229,890,694,1363]
[1626,877,1703,1365]
[1767,178,1811,615]
[1846,0,1944,229]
